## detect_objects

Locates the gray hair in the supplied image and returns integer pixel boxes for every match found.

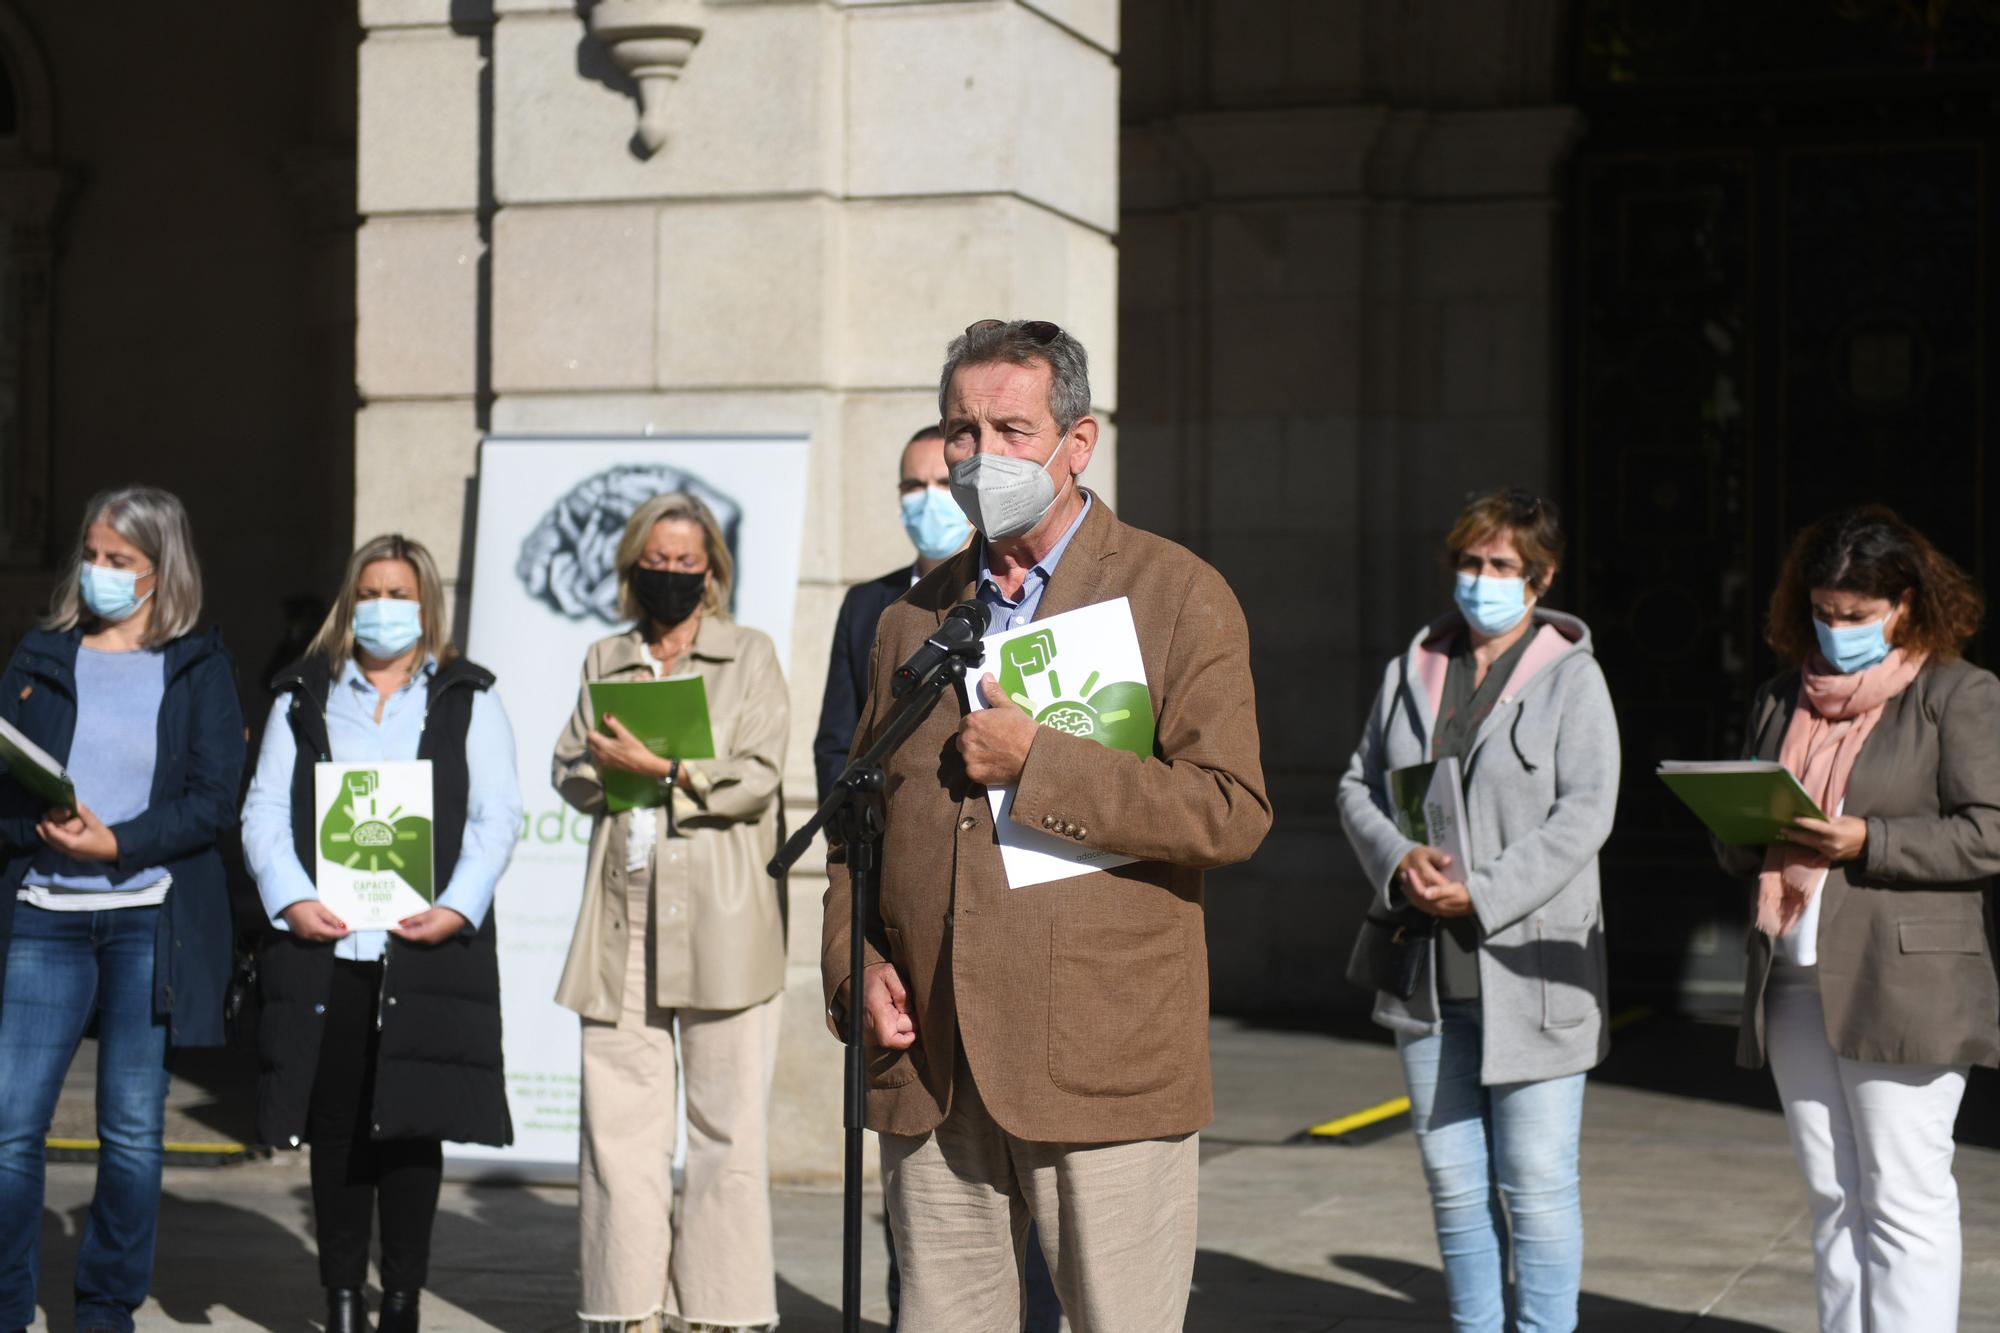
[936,320,1092,432]
[44,486,204,646]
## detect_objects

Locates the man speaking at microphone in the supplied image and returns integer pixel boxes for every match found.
[822,318,1270,1332]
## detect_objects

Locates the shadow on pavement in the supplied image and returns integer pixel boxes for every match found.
[39,1195,325,1333]
[150,1194,325,1333]
[164,1030,263,1144]
[429,1188,884,1331]
[1187,1250,1786,1332]
[776,1276,887,1333]
[35,1206,79,1333]
[428,1183,582,1329]
[1234,1005,2000,1152]
[1589,1013,2000,1151]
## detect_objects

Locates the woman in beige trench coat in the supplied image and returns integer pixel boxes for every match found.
[552,491,788,1333]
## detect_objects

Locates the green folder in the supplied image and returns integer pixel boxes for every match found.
[1387,755,1472,869]
[588,676,717,813]
[0,716,78,814]
[1657,760,1827,845]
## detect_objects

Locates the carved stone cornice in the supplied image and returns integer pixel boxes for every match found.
[586,0,705,157]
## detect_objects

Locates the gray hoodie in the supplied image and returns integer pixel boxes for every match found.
[1336,608,1620,1084]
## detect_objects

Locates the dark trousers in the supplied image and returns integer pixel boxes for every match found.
[307,960,442,1292]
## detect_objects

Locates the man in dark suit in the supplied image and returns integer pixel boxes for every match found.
[812,425,966,803]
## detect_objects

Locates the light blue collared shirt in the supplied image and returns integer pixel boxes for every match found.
[241,656,522,962]
[976,494,1092,631]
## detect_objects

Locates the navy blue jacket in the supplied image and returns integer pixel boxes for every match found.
[812,565,915,804]
[0,626,247,1047]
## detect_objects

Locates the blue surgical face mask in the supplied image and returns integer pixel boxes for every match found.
[354,597,424,660]
[1813,614,1893,675]
[78,562,153,623]
[1454,572,1529,636]
[900,485,973,561]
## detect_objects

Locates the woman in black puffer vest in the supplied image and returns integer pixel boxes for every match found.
[242,535,522,1333]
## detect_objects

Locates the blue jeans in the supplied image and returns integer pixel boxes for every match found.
[0,904,171,1333]
[1396,1000,1586,1333]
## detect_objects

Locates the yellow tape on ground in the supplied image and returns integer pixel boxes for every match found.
[1609,1004,1656,1034]
[1304,1005,1657,1141]
[1306,1096,1411,1138]
[46,1138,247,1154]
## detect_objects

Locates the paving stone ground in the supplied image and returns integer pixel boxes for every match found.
[25,1014,2000,1331]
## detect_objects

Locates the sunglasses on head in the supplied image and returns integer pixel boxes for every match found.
[964,318,1064,344]
[1466,488,1545,524]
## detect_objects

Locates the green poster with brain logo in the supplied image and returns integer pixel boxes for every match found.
[995,627,1156,759]
[971,596,1154,888]
[312,760,435,930]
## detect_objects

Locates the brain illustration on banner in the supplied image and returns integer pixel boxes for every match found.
[995,627,1155,759]
[319,767,434,902]
[515,464,742,623]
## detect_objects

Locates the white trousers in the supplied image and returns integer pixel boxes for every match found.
[882,1051,1199,1333]
[577,859,782,1330]
[1766,962,1968,1333]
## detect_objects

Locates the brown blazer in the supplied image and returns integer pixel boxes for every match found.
[1726,657,2000,1069]
[820,496,1271,1143]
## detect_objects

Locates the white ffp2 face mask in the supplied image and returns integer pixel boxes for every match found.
[948,433,1071,542]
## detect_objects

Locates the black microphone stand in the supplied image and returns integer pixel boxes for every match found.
[768,632,984,1333]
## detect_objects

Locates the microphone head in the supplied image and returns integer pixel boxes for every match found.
[945,600,991,641]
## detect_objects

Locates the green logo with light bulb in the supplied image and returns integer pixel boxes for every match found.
[997,628,1155,758]
[319,769,434,901]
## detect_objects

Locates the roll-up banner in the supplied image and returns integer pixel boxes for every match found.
[451,435,811,1176]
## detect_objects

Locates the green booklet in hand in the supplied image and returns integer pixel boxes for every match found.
[1657,760,1827,844]
[589,675,717,812]
[1387,755,1472,873]
[0,716,78,814]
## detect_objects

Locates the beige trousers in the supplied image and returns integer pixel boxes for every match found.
[882,1052,1200,1333]
[578,859,782,1330]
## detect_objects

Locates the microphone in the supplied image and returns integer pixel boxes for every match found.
[891,601,990,698]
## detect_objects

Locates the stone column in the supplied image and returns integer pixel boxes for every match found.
[1122,86,1577,1012]
[354,1,488,586]
[354,0,1121,1180]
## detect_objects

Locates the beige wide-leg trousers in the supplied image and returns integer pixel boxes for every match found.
[578,859,782,1331]
[882,1050,1199,1333]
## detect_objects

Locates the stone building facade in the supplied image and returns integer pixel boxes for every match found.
[6,0,1994,1174]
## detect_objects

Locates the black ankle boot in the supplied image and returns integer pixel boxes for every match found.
[326,1286,371,1333]
[377,1288,420,1333]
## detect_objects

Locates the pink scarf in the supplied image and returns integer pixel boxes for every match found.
[1755,648,1925,936]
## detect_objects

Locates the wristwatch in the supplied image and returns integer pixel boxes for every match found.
[661,759,680,791]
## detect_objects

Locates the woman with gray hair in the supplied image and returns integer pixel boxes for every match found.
[0,487,245,1333]
[552,492,789,1333]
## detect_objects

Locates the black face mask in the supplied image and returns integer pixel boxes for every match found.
[631,568,707,629]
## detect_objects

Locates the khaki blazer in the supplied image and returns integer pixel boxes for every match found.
[821,496,1272,1143]
[1726,657,2000,1069]
[554,619,788,1020]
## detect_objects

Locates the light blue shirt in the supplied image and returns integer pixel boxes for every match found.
[26,646,168,890]
[976,494,1092,631]
[241,657,522,962]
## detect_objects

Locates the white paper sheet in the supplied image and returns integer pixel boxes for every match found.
[966,596,1155,888]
